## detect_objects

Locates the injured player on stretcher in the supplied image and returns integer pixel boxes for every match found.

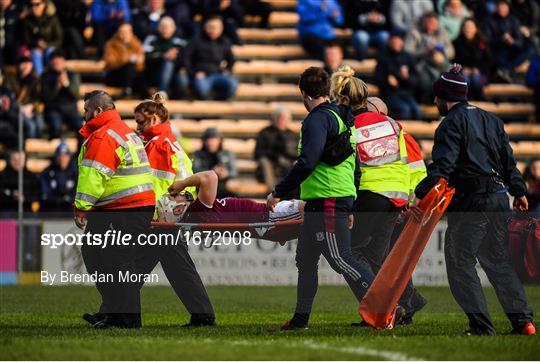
[158,170,304,225]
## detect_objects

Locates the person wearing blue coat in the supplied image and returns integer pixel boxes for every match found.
[91,0,131,56]
[297,0,343,60]
[526,54,540,121]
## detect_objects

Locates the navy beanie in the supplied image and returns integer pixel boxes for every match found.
[433,64,468,102]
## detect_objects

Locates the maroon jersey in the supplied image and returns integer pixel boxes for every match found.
[184,197,269,224]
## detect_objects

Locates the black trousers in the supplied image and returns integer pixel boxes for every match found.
[81,206,154,328]
[295,197,375,316]
[136,228,215,317]
[445,192,533,334]
[351,190,425,314]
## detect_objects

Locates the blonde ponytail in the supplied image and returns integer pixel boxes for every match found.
[134,92,169,122]
[330,65,369,109]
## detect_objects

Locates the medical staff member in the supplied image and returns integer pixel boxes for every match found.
[134,93,216,327]
[75,90,155,329]
[330,66,427,324]
[415,65,535,336]
[267,67,377,330]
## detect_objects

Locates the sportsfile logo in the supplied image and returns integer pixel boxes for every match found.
[40,229,181,249]
[40,229,254,249]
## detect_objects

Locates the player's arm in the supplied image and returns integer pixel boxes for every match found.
[168,170,217,206]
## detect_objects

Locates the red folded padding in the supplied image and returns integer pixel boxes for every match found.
[358,178,455,329]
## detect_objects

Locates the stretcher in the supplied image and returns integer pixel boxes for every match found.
[358,178,455,329]
[151,218,303,243]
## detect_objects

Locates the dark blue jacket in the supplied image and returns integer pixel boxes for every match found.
[415,102,526,199]
[39,162,78,211]
[274,102,357,198]
[526,55,540,89]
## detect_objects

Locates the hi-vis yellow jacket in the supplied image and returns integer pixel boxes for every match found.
[75,110,155,211]
[354,111,427,207]
[141,121,193,201]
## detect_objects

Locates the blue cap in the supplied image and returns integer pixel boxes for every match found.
[55,142,72,157]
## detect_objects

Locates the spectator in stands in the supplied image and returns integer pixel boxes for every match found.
[0,0,21,67]
[254,107,298,192]
[164,0,199,39]
[297,0,344,60]
[344,0,389,61]
[39,141,77,212]
[203,0,243,45]
[438,0,470,41]
[375,30,421,120]
[511,0,540,51]
[483,0,533,83]
[184,16,237,100]
[416,47,450,104]
[453,18,492,100]
[192,127,237,198]
[91,0,131,56]
[0,82,18,148]
[20,0,63,76]
[462,0,493,19]
[526,51,540,121]
[133,0,188,40]
[323,41,344,75]
[144,16,188,99]
[41,50,81,139]
[0,149,39,213]
[405,12,455,62]
[389,0,434,33]
[241,0,272,29]
[53,0,91,59]
[523,158,540,213]
[4,56,44,138]
[103,22,144,98]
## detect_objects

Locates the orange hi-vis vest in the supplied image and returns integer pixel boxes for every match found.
[141,121,194,200]
[75,109,155,211]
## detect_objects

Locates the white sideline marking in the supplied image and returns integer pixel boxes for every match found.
[229,339,423,361]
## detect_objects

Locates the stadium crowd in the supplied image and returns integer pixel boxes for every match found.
[0,0,540,214]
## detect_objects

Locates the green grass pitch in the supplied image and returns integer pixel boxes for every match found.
[1,285,539,360]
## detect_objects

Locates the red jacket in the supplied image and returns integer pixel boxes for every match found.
[141,121,193,200]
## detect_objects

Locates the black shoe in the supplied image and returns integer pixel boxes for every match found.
[181,320,217,328]
[280,320,308,331]
[400,294,428,326]
[83,312,105,326]
[181,315,217,328]
[93,320,117,329]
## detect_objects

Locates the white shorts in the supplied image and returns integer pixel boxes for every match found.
[269,200,302,223]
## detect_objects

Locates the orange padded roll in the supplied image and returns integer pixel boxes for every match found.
[358,178,455,329]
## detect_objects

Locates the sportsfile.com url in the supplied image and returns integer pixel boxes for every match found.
[40,230,253,249]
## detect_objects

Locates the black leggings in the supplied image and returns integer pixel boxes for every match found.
[295,197,375,315]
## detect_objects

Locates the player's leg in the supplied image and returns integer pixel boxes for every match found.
[284,200,323,329]
[444,208,495,335]
[158,238,216,326]
[319,197,374,302]
[476,193,534,333]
